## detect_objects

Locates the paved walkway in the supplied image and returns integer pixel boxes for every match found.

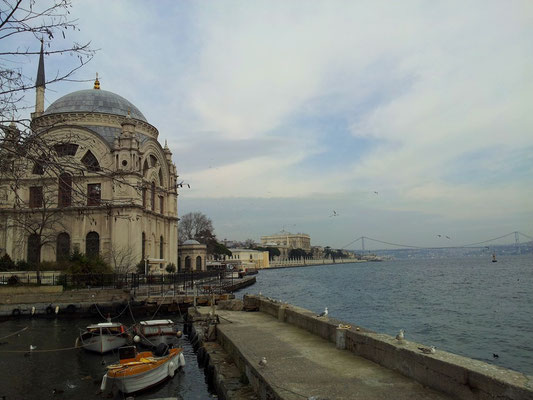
[212,309,454,400]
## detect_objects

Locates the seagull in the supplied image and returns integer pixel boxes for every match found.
[373,191,378,195]
[30,345,37,351]
[493,353,499,359]
[395,329,405,341]
[445,236,451,239]
[436,234,442,238]
[329,210,338,217]
[418,346,436,354]
[317,307,328,317]
[258,357,267,367]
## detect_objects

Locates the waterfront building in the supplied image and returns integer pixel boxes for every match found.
[260,231,311,259]
[0,47,178,272]
[179,240,207,272]
[226,248,270,269]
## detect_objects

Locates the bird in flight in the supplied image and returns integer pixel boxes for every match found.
[329,211,338,217]
[176,181,190,188]
[445,235,451,239]
[436,234,442,238]
[373,191,378,195]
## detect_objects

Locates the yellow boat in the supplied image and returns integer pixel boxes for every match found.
[100,345,185,394]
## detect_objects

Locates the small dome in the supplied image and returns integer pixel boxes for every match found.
[183,239,201,245]
[43,89,147,122]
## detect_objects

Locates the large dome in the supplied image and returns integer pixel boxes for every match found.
[43,89,147,122]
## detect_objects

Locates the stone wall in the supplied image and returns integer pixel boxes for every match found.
[244,295,533,400]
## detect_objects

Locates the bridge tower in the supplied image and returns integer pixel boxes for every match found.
[515,231,521,254]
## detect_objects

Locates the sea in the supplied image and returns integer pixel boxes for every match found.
[0,254,531,399]
[235,254,533,376]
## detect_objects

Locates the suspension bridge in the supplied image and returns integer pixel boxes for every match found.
[342,231,533,253]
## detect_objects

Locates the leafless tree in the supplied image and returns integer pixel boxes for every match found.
[105,244,137,274]
[178,212,214,244]
[0,0,95,128]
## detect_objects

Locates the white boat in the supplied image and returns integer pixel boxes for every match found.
[100,345,185,394]
[134,319,177,347]
[77,322,129,354]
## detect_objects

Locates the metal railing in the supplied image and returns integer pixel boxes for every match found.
[0,269,235,294]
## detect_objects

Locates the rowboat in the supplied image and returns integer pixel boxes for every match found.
[77,322,129,354]
[134,319,177,347]
[100,345,185,394]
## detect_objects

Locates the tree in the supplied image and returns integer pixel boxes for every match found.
[324,246,335,263]
[105,244,137,274]
[289,248,309,259]
[255,246,280,260]
[165,263,176,274]
[1,0,95,128]
[243,238,256,249]
[178,212,214,243]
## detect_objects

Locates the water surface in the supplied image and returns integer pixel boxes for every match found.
[238,254,533,375]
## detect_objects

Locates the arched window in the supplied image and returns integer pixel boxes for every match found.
[142,159,149,177]
[151,181,155,211]
[196,256,202,271]
[27,234,40,265]
[56,232,70,261]
[185,256,191,271]
[81,150,100,172]
[150,155,157,167]
[178,256,181,272]
[142,232,146,260]
[58,173,72,207]
[159,236,164,259]
[158,168,163,186]
[86,232,100,258]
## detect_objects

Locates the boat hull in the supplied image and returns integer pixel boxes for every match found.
[101,351,185,394]
[81,334,128,354]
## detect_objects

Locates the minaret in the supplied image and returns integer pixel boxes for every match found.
[32,40,45,118]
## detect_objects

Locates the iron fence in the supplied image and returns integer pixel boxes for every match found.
[0,269,235,293]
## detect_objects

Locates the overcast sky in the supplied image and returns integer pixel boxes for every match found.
[15,1,533,249]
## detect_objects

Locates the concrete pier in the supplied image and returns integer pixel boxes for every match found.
[189,296,533,400]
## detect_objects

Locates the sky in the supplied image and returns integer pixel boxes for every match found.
[11,0,533,249]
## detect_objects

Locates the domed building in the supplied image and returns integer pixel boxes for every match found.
[0,46,178,273]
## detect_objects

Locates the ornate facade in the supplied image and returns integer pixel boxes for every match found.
[0,48,178,273]
[260,231,311,259]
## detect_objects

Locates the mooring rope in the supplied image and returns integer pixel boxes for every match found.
[0,326,28,340]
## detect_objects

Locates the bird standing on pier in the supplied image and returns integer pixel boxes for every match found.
[29,345,37,351]
[395,329,405,342]
[317,307,328,317]
[258,357,267,367]
[418,346,436,354]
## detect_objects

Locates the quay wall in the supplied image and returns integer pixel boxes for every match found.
[244,295,533,400]
[269,258,364,268]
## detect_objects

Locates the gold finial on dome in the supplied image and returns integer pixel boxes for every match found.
[94,72,100,90]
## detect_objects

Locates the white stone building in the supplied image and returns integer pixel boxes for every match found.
[0,47,178,273]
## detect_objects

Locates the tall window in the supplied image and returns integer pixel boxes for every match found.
[87,183,101,206]
[196,256,202,271]
[159,196,164,214]
[86,232,100,258]
[29,186,43,208]
[142,187,147,208]
[58,173,72,207]
[142,232,146,260]
[160,236,164,259]
[81,150,100,172]
[185,256,191,271]
[27,234,40,265]
[56,232,70,261]
[151,182,155,211]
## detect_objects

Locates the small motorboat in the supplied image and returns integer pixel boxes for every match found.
[134,319,178,347]
[77,322,129,354]
[100,345,185,394]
